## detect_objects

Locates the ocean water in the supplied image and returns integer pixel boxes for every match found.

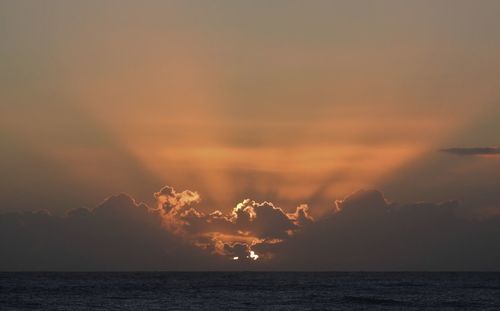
[1,272,500,310]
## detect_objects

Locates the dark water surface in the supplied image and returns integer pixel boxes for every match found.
[1,272,500,310]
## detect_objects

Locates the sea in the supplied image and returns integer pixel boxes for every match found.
[1,272,500,310]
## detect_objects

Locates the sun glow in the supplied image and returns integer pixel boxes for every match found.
[249,251,259,261]
[231,251,259,261]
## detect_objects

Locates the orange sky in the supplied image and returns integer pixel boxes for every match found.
[1,0,500,216]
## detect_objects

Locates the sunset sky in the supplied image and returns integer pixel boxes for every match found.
[1,1,500,270]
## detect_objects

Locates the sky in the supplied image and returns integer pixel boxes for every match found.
[1,0,500,270]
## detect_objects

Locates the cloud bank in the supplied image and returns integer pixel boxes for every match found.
[1,187,499,271]
[270,190,500,270]
[0,193,221,271]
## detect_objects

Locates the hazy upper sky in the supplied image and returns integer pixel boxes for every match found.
[1,1,499,270]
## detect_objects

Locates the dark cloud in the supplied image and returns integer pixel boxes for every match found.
[441,147,500,156]
[0,193,221,271]
[223,243,254,261]
[270,190,500,271]
[1,187,500,270]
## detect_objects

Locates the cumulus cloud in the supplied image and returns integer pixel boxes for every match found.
[152,187,314,261]
[1,186,500,270]
[440,147,500,156]
[271,189,500,271]
[154,185,201,213]
[0,193,221,270]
